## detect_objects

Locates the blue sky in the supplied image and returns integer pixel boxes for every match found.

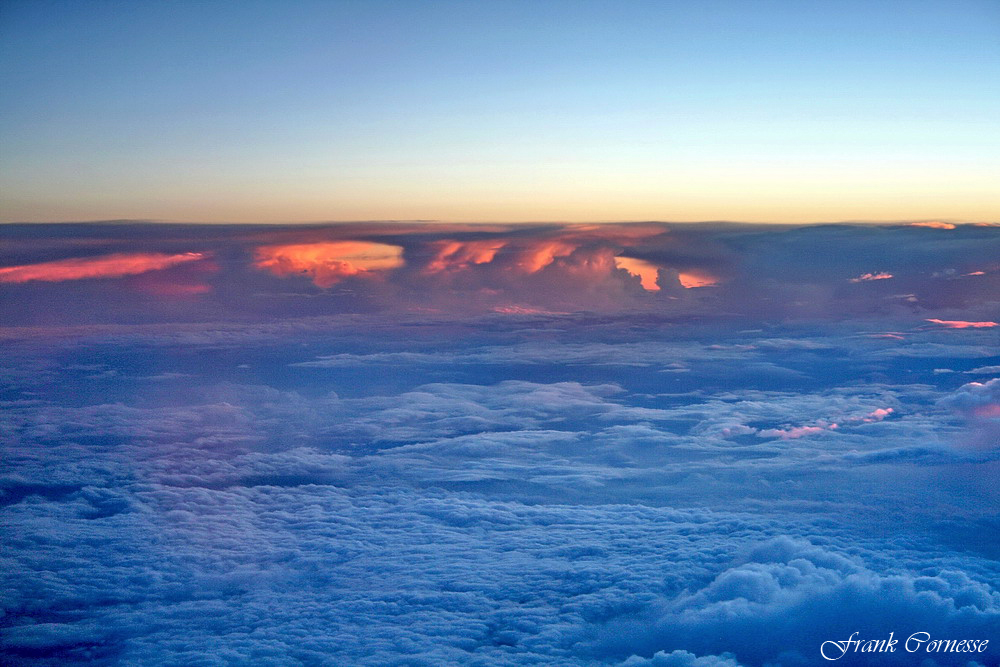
[2,0,999,222]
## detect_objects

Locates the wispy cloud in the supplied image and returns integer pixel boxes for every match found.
[0,252,206,283]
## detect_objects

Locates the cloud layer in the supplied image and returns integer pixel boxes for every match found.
[1,221,997,324]
[1,223,998,665]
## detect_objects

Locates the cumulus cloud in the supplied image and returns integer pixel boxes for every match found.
[594,538,1000,666]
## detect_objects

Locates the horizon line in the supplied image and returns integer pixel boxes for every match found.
[2,217,996,227]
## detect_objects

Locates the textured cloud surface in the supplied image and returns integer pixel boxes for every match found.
[1,223,998,665]
[2,221,999,324]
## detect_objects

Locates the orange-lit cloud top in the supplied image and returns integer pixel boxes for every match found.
[424,239,507,273]
[0,252,205,283]
[511,240,578,273]
[614,257,660,291]
[909,221,957,230]
[254,241,404,287]
[925,319,998,329]
[421,238,577,275]
[677,271,719,289]
[849,272,893,283]
[419,224,668,281]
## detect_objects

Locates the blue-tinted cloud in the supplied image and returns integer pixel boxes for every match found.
[1,224,998,665]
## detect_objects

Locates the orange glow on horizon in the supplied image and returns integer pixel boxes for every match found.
[614,257,660,291]
[0,252,206,283]
[909,221,957,230]
[254,241,404,287]
[925,319,998,329]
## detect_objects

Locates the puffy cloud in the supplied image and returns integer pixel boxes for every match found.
[592,538,1000,666]
[940,379,1000,419]
[938,379,1000,448]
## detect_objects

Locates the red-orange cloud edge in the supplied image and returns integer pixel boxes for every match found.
[0,252,207,283]
[925,319,998,329]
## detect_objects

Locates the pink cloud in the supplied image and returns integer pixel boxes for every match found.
[424,240,507,274]
[758,424,836,439]
[858,408,893,423]
[973,404,1000,418]
[925,319,998,329]
[0,252,206,283]
[849,272,893,283]
[254,241,404,287]
[909,221,956,230]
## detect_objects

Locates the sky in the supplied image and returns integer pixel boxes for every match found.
[2,0,1000,223]
[1,221,999,665]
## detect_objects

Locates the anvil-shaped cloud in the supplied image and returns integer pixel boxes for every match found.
[254,241,404,287]
[0,251,206,283]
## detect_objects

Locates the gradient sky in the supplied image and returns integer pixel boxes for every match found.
[1,0,999,223]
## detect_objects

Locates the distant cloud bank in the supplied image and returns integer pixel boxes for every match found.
[0,221,997,325]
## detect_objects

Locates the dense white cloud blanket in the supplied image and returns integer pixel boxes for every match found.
[1,223,998,665]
